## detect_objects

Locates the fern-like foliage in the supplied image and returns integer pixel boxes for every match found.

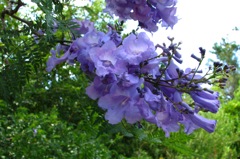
[0,27,52,106]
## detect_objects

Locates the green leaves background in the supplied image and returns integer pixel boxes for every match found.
[0,0,239,158]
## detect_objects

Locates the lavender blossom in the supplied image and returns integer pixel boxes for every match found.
[86,74,117,100]
[155,100,182,137]
[181,113,216,134]
[156,3,178,28]
[46,20,223,137]
[119,32,155,65]
[98,80,143,124]
[89,40,127,76]
[46,50,70,72]
[71,19,94,36]
[190,91,219,113]
[104,0,178,32]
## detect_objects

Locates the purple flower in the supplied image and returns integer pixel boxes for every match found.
[130,2,152,22]
[194,90,219,100]
[141,57,168,78]
[78,54,95,73]
[105,27,122,46]
[155,101,182,137]
[74,29,112,73]
[191,54,201,62]
[46,50,70,72]
[136,98,157,124]
[104,0,178,32]
[104,0,132,20]
[190,91,219,113]
[158,81,176,98]
[139,19,159,32]
[75,30,105,48]
[118,73,141,88]
[86,74,117,100]
[166,60,179,79]
[46,17,222,137]
[89,40,127,76]
[143,87,162,111]
[137,87,182,137]
[98,82,143,124]
[67,41,81,64]
[184,68,203,80]
[71,19,94,36]
[181,113,216,134]
[156,4,178,28]
[119,32,155,65]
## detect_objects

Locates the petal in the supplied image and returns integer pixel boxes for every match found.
[191,93,219,113]
[105,106,125,124]
[188,113,216,133]
[125,103,142,124]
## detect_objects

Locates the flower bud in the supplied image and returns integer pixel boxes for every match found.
[199,47,206,57]
[191,54,201,62]
[215,67,222,72]
[167,36,174,41]
[213,62,222,68]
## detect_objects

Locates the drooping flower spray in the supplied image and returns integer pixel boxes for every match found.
[46,0,235,137]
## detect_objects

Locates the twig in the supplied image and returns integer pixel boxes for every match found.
[0,0,42,37]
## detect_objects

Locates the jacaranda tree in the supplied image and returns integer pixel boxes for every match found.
[0,0,238,158]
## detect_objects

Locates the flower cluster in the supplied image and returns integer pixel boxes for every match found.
[46,18,231,136]
[104,0,178,32]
